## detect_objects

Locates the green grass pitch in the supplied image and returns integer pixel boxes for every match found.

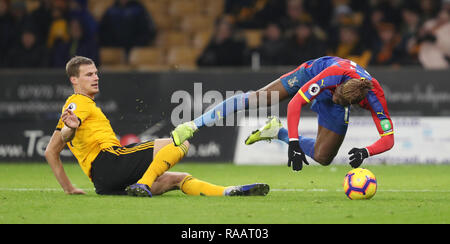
[0,162,449,224]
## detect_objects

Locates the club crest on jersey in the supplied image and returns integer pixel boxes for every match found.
[67,103,77,111]
[287,77,298,88]
[308,84,320,96]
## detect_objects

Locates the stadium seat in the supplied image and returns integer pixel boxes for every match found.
[168,0,202,17]
[141,0,168,16]
[128,47,164,67]
[166,46,200,69]
[151,12,175,30]
[242,29,263,49]
[99,47,126,65]
[179,15,215,34]
[156,31,191,48]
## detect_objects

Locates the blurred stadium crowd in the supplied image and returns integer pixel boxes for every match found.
[0,0,449,70]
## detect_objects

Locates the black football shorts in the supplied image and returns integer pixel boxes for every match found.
[90,141,155,195]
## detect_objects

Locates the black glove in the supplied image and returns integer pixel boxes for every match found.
[348,148,369,168]
[288,140,309,171]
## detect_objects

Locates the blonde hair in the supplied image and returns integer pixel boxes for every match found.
[66,56,94,78]
[336,78,373,104]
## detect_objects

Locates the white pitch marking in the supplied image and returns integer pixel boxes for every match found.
[271,188,450,193]
[0,188,449,193]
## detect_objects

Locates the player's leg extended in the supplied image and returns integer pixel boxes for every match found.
[126,139,189,197]
[171,79,290,146]
[151,172,270,196]
[194,78,289,128]
[179,174,269,196]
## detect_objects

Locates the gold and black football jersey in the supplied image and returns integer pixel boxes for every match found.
[56,94,121,178]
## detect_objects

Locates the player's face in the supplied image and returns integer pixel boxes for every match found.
[74,64,99,98]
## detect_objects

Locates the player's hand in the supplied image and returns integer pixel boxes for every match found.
[348,148,369,168]
[288,140,309,171]
[65,187,86,195]
[61,109,80,129]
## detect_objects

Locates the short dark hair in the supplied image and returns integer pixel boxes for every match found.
[66,56,94,78]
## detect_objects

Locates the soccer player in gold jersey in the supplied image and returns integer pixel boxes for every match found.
[44,56,269,197]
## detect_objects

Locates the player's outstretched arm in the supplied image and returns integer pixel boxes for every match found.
[287,93,309,171]
[44,130,86,195]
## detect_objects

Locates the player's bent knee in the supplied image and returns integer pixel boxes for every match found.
[169,172,190,187]
[158,172,190,188]
[314,154,335,166]
[173,172,191,188]
[177,172,190,183]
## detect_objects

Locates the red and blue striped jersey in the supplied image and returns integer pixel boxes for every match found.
[291,56,393,137]
[284,56,394,156]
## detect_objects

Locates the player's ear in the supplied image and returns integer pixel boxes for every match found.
[69,76,78,86]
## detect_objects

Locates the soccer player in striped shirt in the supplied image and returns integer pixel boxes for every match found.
[171,56,394,170]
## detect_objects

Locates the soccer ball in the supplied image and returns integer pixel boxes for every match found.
[343,168,377,200]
